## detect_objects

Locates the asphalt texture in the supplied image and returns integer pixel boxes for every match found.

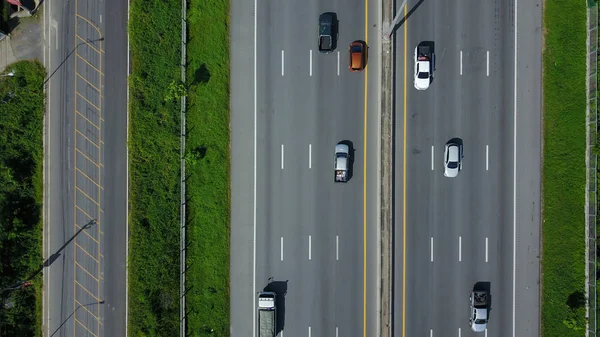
[230,0,382,336]
[44,0,127,335]
[392,0,542,336]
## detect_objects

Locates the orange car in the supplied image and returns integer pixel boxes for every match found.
[349,41,368,72]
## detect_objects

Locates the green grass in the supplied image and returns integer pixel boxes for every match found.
[184,0,231,334]
[0,60,46,337]
[128,0,182,334]
[542,0,588,335]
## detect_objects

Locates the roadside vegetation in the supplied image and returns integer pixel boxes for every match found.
[128,0,182,334]
[184,0,231,333]
[542,0,588,335]
[0,60,46,337]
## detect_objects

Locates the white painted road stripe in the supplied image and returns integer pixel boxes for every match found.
[458,328,461,337]
[281,50,285,76]
[337,51,340,76]
[486,237,489,262]
[430,329,433,337]
[485,328,488,337]
[308,235,312,260]
[281,144,284,169]
[459,236,462,262]
[309,144,312,169]
[309,326,311,337]
[460,50,463,75]
[309,50,313,76]
[336,327,338,337]
[336,235,339,260]
[431,145,434,170]
[486,145,489,171]
[280,237,283,261]
[430,237,434,262]
[486,50,490,76]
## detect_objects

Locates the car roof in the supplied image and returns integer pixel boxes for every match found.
[447,144,459,161]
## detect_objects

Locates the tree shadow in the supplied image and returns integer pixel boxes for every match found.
[567,290,586,310]
[191,64,210,86]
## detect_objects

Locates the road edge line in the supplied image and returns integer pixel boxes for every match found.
[380,0,393,335]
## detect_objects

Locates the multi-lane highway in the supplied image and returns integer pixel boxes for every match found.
[231,0,383,336]
[43,0,127,335]
[393,0,542,336]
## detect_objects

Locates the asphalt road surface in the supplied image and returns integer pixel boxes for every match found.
[393,0,542,336]
[43,0,127,335]
[230,0,382,336]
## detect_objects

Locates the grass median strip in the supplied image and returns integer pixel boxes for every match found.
[0,60,46,337]
[184,0,231,333]
[128,0,182,334]
[542,0,587,335]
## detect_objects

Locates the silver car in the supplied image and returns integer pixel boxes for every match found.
[443,142,463,178]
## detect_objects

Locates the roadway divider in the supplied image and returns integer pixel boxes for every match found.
[380,0,394,335]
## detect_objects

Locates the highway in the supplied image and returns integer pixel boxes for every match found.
[230,0,383,336]
[43,0,128,335]
[393,0,542,336]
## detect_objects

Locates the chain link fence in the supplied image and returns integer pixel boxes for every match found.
[588,2,598,335]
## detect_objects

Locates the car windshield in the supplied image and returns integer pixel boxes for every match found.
[351,46,362,52]
[447,161,458,169]
[418,70,429,79]
[474,319,486,324]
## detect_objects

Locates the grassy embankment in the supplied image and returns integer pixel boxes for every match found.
[184,0,231,333]
[0,60,46,337]
[128,0,182,334]
[542,0,588,335]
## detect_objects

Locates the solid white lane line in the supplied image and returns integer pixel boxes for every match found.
[430,237,434,262]
[281,50,285,76]
[309,144,312,169]
[281,144,284,169]
[430,329,433,337]
[253,0,258,332]
[460,50,463,75]
[336,235,339,260]
[281,237,284,261]
[336,327,338,337]
[486,237,489,262]
[485,328,488,337]
[486,145,489,171]
[308,326,311,337]
[513,0,518,334]
[486,50,490,76]
[458,328,461,337]
[431,145,434,170]
[459,236,462,262]
[337,51,340,76]
[308,235,312,260]
[309,50,313,76]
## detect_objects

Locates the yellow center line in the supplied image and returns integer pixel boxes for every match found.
[363,0,369,335]
[402,3,408,337]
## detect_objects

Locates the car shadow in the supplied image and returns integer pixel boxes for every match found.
[322,12,339,51]
[447,138,463,150]
[417,41,435,84]
[473,281,492,316]
[263,279,288,335]
[338,140,355,181]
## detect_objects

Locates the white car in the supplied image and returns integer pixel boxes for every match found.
[414,45,433,90]
[443,142,463,178]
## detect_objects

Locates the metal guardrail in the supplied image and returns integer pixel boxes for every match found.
[588,3,598,336]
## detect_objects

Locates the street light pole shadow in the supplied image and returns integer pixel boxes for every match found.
[49,300,104,337]
[389,0,426,37]
[27,219,97,280]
